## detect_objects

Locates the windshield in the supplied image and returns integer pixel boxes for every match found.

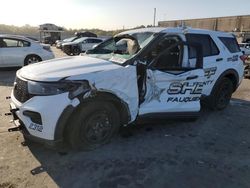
[73,37,86,43]
[63,37,77,42]
[86,32,156,64]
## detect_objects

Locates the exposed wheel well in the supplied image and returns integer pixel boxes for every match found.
[212,69,239,94]
[85,92,131,125]
[55,91,131,142]
[224,73,238,92]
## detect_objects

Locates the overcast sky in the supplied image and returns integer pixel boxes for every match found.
[0,0,250,30]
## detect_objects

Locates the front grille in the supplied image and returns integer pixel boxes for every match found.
[13,77,32,103]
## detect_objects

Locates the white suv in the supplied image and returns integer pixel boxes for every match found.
[0,35,54,67]
[8,27,244,150]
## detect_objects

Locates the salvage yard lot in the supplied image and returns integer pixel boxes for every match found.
[1,48,250,188]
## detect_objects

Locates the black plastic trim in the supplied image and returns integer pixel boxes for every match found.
[54,105,75,141]
[137,111,200,120]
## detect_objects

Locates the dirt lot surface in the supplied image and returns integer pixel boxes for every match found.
[1,48,250,188]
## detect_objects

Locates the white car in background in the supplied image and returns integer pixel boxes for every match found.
[62,37,103,56]
[0,35,55,67]
[239,43,250,55]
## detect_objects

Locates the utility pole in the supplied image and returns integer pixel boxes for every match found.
[153,8,156,27]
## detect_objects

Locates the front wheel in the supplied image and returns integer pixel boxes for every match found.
[67,101,120,150]
[209,77,233,110]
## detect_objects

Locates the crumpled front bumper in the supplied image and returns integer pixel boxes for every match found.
[8,91,79,148]
[8,102,63,148]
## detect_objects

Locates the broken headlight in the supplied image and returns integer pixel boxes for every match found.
[28,80,90,97]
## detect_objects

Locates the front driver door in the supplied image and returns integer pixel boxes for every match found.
[139,36,205,116]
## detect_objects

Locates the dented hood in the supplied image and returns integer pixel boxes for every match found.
[18,56,123,82]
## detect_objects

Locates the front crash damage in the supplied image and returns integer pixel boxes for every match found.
[7,58,139,146]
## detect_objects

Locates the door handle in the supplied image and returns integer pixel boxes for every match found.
[216,58,223,62]
[186,75,198,80]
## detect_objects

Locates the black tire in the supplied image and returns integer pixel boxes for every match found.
[209,77,233,110]
[67,101,120,150]
[72,47,81,56]
[24,55,42,66]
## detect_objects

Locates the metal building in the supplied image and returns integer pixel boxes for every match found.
[39,23,64,44]
[158,15,250,42]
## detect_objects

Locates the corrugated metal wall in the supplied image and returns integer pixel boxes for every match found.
[158,15,250,32]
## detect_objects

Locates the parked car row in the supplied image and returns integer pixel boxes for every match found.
[0,34,54,67]
[56,36,78,49]
[62,37,103,55]
[55,31,103,56]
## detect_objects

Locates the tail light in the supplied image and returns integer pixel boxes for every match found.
[240,55,248,63]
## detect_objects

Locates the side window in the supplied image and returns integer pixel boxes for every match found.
[186,34,220,58]
[92,39,102,43]
[3,38,19,47]
[86,39,93,43]
[19,40,30,47]
[147,36,183,71]
[0,38,30,48]
[0,38,7,48]
[219,37,241,53]
[87,39,102,43]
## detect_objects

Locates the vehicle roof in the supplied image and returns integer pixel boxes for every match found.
[0,34,35,42]
[117,27,234,38]
[117,27,166,35]
[75,37,103,40]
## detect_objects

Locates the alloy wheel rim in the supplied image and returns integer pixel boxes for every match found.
[27,57,39,64]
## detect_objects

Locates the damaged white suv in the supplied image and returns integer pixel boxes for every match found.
[8,27,244,150]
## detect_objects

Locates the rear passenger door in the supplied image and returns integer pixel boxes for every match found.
[186,34,220,96]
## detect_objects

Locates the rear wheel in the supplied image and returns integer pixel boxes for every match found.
[67,101,120,150]
[209,77,233,110]
[24,55,42,66]
[72,47,81,55]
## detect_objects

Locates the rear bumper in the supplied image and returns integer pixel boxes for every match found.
[42,52,55,61]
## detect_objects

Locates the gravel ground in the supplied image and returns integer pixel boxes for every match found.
[0,48,250,188]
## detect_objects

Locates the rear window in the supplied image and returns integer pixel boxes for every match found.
[219,37,240,53]
[186,34,220,58]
